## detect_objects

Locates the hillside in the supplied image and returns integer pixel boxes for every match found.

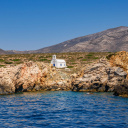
[1,26,128,54]
[0,49,7,54]
[37,26,128,53]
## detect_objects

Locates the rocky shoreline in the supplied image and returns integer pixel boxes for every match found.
[0,51,128,97]
[0,61,71,95]
[71,58,127,92]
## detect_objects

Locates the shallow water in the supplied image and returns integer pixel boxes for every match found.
[0,91,128,128]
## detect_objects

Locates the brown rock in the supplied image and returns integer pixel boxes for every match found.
[72,58,127,92]
[109,51,128,79]
[0,61,72,94]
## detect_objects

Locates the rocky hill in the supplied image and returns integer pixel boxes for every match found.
[0,49,8,55]
[37,26,128,53]
[0,49,20,55]
[1,26,128,54]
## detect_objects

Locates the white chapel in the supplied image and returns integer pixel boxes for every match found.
[51,55,67,68]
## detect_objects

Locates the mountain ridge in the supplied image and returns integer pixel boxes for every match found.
[1,26,128,54]
[37,26,128,53]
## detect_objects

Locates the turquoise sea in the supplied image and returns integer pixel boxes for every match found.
[0,91,128,128]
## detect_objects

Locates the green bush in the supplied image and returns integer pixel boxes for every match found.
[5,61,13,64]
[39,59,47,61]
[77,57,83,59]
[93,57,99,59]
[82,59,87,61]
[106,53,115,60]
[0,59,4,62]
[86,54,93,57]
[0,65,5,67]
[39,56,44,58]
[12,59,20,61]
[67,66,74,68]
[70,59,75,62]
[87,56,91,59]
[45,60,51,62]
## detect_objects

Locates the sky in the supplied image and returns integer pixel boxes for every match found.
[0,0,128,51]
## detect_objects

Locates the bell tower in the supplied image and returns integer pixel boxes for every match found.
[52,55,56,66]
[52,55,56,60]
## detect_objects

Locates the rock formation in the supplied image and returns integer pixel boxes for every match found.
[109,51,128,78]
[72,58,127,92]
[0,61,71,94]
[1,51,128,97]
[109,51,128,97]
[113,80,128,97]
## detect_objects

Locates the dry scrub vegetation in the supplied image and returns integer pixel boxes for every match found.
[0,52,112,73]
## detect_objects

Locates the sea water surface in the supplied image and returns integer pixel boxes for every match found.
[0,91,128,128]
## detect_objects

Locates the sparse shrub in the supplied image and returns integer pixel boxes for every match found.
[106,53,115,60]
[67,66,74,68]
[93,57,99,59]
[70,59,75,62]
[46,60,51,62]
[5,61,13,64]
[82,59,87,61]
[0,59,4,62]
[86,54,93,57]
[77,57,83,59]
[39,56,44,58]
[0,65,5,67]
[39,59,47,61]
[87,56,91,59]
[12,59,20,61]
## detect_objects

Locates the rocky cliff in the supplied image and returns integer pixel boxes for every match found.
[71,58,127,93]
[1,52,128,97]
[109,51,128,77]
[0,62,71,94]
[109,51,128,97]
